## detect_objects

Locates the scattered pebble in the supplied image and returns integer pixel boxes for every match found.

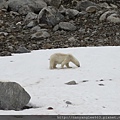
[98,84,104,86]
[82,80,89,82]
[65,101,72,105]
[65,80,78,85]
[100,79,104,81]
[47,107,53,110]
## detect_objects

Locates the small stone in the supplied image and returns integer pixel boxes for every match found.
[27,21,36,28]
[65,80,78,85]
[31,26,41,32]
[8,35,16,40]
[42,43,53,49]
[66,9,80,19]
[86,6,97,13]
[98,84,104,86]
[53,24,59,31]
[100,79,104,81]
[82,80,89,82]
[68,37,76,42]
[65,101,72,105]
[24,12,38,22]
[47,107,53,110]
[59,22,76,31]
[31,31,50,39]
[0,32,8,36]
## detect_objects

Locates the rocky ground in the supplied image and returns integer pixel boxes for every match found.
[0,0,120,56]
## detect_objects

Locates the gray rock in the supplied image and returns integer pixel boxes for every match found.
[68,37,76,42]
[8,46,14,52]
[0,32,8,36]
[0,0,8,9]
[110,3,118,9]
[31,30,50,39]
[66,9,80,19]
[99,10,115,21]
[0,81,31,110]
[84,37,90,41]
[76,0,98,11]
[86,6,97,13]
[115,38,120,44]
[59,22,76,31]
[0,51,12,56]
[16,46,30,53]
[99,2,111,9]
[24,12,38,23]
[79,28,86,34]
[8,35,16,40]
[44,0,51,5]
[50,0,61,8]
[82,80,89,82]
[99,10,120,23]
[7,0,47,15]
[31,25,41,32]
[66,101,72,104]
[107,13,120,23]
[38,6,64,26]
[53,24,59,31]
[27,21,36,28]
[59,5,80,19]
[18,5,33,15]
[0,20,3,26]
[65,80,78,85]
[10,11,20,16]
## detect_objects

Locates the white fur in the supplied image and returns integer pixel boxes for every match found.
[49,53,80,69]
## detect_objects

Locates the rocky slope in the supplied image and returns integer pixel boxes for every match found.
[0,0,120,56]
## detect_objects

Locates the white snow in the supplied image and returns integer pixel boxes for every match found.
[0,46,120,115]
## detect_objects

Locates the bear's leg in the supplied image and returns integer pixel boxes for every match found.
[53,63,57,68]
[61,56,70,68]
[61,62,65,68]
[50,60,55,69]
[66,63,72,68]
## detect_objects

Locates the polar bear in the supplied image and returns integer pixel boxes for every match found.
[49,53,80,69]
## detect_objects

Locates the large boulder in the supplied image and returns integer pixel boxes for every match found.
[0,81,31,110]
[7,0,47,15]
[38,6,64,26]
